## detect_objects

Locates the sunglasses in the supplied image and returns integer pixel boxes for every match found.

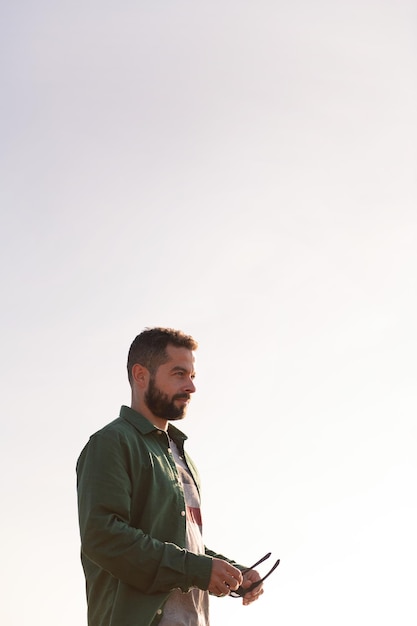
[230,552,280,598]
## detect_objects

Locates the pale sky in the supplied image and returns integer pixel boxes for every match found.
[1,1,416,625]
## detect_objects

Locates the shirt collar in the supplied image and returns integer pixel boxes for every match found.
[119,405,188,445]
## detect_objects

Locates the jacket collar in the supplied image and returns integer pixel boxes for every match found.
[119,405,188,445]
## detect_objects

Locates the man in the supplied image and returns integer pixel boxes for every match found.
[77,327,263,626]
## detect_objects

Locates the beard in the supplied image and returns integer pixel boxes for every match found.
[145,377,190,421]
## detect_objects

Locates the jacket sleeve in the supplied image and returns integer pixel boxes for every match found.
[204,547,247,571]
[76,429,213,594]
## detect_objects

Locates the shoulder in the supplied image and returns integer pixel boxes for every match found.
[87,416,135,446]
[76,417,139,469]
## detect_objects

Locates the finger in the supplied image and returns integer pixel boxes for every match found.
[225,575,241,591]
[243,587,264,606]
[218,581,232,597]
[227,566,243,585]
[222,568,242,589]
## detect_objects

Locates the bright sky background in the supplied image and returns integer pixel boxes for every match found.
[1,1,416,625]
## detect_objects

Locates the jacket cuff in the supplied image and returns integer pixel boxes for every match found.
[184,552,213,591]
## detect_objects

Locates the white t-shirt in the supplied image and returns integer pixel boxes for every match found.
[159,438,210,626]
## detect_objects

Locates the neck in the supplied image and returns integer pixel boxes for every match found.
[131,398,168,431]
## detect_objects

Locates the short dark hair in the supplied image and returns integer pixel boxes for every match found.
[127,327,198,385]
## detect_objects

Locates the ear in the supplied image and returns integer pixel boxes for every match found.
[131,363,150,389]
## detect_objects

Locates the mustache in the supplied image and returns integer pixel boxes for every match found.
[173,393,191,401]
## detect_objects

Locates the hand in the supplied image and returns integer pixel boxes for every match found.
[240,569,264,606]
[208,558,243,597]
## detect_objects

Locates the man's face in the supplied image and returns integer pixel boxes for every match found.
[144,345,196,421]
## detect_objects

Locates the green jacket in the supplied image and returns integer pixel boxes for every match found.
[77,406,238,626]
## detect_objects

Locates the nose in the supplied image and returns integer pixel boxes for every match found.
[185,378,196,394]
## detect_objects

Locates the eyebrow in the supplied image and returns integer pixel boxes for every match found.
[170,366,195,375]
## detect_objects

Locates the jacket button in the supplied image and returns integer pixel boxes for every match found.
[156,609,162,615]
[181,510,186,516]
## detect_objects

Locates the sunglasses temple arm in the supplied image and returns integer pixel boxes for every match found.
[259,559,280,583]
[243,559,280,594]
[242,552,272,574]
